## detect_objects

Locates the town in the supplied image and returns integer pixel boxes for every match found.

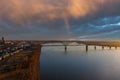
[0,37,40,80]
[0,37,32,61]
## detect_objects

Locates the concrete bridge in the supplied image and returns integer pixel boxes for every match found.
[28,40,120,52]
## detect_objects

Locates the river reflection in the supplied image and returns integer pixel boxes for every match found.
[40,46,120,80]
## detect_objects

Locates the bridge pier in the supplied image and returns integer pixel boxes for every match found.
[102,46,104,50]
[86,45,88,52]
[94,46,96,50]
[109,46,111,50]
[115,47,117,49]
[64,46,67,52]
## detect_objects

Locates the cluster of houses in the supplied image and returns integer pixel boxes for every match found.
[0,37,32,60]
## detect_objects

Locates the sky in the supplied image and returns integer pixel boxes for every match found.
[0,0,120,40]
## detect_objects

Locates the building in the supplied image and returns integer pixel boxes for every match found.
[0,37,5,45]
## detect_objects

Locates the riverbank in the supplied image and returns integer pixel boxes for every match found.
[0,44,41,80]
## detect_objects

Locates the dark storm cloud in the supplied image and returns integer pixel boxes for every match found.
[0,0,120,39]
[73,16,120,39]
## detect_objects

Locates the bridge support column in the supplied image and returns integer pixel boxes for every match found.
[115,47,117,49]
[94,46,96,50]
[109,46,111,50]
[86,45,88,52]
[102,46,104,50]
[64,46,67,52]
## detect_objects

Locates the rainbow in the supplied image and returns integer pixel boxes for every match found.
[63,15,71,34]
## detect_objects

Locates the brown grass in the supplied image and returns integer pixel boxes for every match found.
[0,44,41,80]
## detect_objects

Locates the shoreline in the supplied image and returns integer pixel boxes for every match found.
[0,44,41,80]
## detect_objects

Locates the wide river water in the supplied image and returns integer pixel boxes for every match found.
[40,46,120,80]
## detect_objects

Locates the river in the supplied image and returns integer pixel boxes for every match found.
[40,46,120,80]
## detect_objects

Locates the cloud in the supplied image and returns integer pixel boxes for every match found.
[1,0,120,22]
[0,0,120,39]
[68,0,100,18]
[0,0,115,23]
[73,16,120,39]
[0,0,67,24]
